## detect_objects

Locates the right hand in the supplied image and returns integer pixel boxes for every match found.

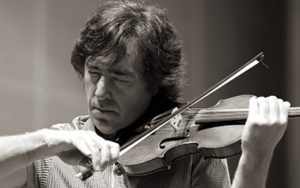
[42,129,120,171]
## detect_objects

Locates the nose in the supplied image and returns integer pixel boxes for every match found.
[95,75,112,99]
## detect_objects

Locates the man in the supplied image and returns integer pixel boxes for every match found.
[0,1,290,187]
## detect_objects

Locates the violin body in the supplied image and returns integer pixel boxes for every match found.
[117,95,252,176]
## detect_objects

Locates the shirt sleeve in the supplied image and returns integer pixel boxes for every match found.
[25,158,53,188]
[24,163,39,188]
[24,120,81,188]
[191,154,231,188]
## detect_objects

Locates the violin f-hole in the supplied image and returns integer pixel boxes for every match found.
[159,129,190,149]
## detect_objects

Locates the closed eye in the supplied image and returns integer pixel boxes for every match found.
[88,70,99,75]
[88,70,101,79]
[112,75,133,83]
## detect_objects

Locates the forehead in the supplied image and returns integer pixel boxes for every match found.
[86,41,142,74]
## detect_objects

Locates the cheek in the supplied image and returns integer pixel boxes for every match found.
[122,90,152,113]
[84,78,95,106]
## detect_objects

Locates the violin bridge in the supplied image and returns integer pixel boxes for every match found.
[170,107,182,132]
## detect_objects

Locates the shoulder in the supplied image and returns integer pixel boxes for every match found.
[50,115,89,131]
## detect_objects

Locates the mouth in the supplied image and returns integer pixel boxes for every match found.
[91,107,118,117]
[90,98,119,119]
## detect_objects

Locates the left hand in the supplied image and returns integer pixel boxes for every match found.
[241,96,290,156]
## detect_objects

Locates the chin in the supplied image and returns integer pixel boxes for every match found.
[93,118,118,134]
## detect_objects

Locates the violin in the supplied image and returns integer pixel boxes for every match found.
[117,94,300,176]
[76,52,300,180]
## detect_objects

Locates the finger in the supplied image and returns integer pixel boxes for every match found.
[79,155,93,168]
[99,142,111,171]
[279,100,290,125]
[267,96,280,124]
[70,132,92,158]
[108,142,120,165]
[92,147,102,171]
[248,96,258,121]
[88,133,111,171]
[81,132,101,171]
[257,97,270,119]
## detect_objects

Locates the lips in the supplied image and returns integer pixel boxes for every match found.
[90,98,119,117]
[93,108,115,113]
[91,103,118,115]
[91,109,117,122]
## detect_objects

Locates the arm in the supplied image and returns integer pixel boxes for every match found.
[232,96,290,188]
[0,129,120,179]
[0,130,49,179]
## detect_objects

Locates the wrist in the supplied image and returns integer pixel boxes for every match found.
[42,129,74,156]
[24,129,54,163]
[233,150,274,188]
[242,140,275,162]
[241,149,274,170]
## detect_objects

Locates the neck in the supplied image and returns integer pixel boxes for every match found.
[94,126,117,141]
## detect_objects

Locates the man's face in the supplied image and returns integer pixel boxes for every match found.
[84,50,153,135]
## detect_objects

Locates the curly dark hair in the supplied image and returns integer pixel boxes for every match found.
[71,0,185,104]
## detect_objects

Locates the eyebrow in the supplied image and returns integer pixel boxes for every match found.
[87,62,136,78]
[86,60,108,72]
[109,68,135,77]
[86,59,99,67]
[86,56,137,77]
[86,55,112,68]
